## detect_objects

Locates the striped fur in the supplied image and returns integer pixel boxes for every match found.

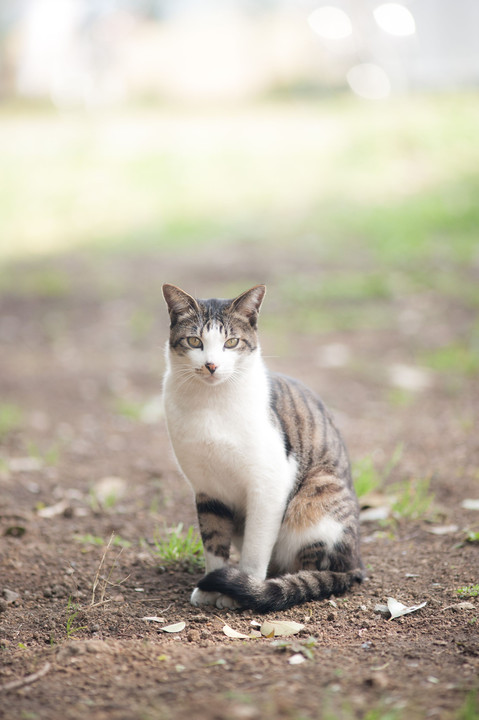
[162,283,363,612]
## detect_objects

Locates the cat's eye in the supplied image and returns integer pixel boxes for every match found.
[186,336,202,349]
[224,338,239,349]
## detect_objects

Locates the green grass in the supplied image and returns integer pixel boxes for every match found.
[154,523,204,572]
[1,95,479,265]
[457,691,479,720]
[26,441,62,466]
[112,397,145,422]
[0,267,71,297]
[0,404,23,439]
[73,533,132,548]
[353,444,403,498]
[352,455,383,498]
[65,597,87,638]
[390,477,434,521]
[422,343,479,376]
[456,585,479,598]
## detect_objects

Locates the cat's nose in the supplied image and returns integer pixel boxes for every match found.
[205,362,217,375]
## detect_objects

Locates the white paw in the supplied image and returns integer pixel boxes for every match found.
[215,594,241,610]
[190,588,220,607]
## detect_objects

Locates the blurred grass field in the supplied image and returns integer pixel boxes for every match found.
[1,94,478,377]
[1,94,478,266]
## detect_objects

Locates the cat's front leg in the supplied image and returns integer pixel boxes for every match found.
[239,485,286,580]
[192,493,235,607]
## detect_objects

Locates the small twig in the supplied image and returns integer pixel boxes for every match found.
[91,533,116,606]
[0,662,51,693]
[98,547,125,605]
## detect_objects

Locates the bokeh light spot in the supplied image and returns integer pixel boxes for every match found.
[346,63,391,100]
[373,3,416,37]
[308,6,353,40]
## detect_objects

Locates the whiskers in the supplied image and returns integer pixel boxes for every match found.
[168,364,197,394]
[224,366,249,390]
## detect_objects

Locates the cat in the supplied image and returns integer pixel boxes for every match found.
[162,283,363,612]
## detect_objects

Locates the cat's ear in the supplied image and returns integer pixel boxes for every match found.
[231,285,266,326]
[162,284,199,323]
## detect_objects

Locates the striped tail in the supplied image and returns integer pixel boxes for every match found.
[197,566,364,613]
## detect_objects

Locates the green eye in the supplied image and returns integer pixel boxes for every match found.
[224,338,239,349]
[187,336,202,348]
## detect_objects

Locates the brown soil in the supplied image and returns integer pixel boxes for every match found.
[1,246,478,720]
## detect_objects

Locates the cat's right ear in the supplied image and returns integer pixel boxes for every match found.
[162,284,199,324]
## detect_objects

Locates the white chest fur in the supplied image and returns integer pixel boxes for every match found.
[163,354,295,511]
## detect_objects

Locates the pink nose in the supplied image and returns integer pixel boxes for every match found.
[205,362,217,375]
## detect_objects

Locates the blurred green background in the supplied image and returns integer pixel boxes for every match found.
[1,1,479,376]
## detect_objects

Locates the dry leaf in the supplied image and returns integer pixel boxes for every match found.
[426,525,459,535]
[387,597,427,620]
[93,476,127,504]
[222,624,249,639]
[443,602,475,611]
[141,616,165,623]
[461,499,479,511]
[288,653,306,665]
[360,506,390,523]
[161,621,186,633]
[37,500,70,519]
[260,620,305,637]
[249,630,262,638]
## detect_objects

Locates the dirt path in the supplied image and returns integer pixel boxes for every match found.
[0,248,478,720]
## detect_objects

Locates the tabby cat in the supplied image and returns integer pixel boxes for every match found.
[162,283,363,612]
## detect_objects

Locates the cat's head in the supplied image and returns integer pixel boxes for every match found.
[162,284,266,386]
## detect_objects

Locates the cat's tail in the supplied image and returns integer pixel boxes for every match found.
[197,566,364,612]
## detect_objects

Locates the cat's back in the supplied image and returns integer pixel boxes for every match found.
[268,371,351,484]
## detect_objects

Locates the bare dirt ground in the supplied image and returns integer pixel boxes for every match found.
[0,245,478,720]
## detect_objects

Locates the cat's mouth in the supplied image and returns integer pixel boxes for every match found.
[196,369,228,386]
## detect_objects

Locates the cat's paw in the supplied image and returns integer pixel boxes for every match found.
[215,594,241,610]
[190,588,220,607]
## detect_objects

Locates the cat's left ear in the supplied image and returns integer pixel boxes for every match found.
[231,285,266,326]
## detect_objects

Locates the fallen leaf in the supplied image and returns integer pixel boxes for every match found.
[461,499,479,511]
[360,506,390,523]
[443,602,475,611]
[387,597,427,620]
[288,653,306,665]
[9,457,43,473]
[141,616,165,623]
[93,476,127,505]
[388,364,432,391]
[161,621,186,633]
[260,620,305,637]
[249,630,262,638]
[222,624,250,639]
[37,500,70,519]
[426,524,459,535]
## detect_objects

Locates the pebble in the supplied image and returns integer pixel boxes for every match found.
[3,589,20,604]
[365,672,389,689]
